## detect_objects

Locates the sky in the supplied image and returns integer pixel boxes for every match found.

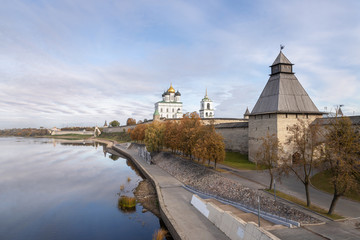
[1,0,359,129]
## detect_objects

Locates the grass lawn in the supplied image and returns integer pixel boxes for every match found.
[311,170,360,202]
[97,132,131,143]
[222,152,263,170]
[40,134,93,140]
[266,189,344,220]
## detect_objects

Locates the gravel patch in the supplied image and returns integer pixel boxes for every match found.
[153,152,321,224]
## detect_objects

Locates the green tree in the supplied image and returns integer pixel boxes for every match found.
[322,116,360,214]
[109,120,120,127]
[145,121,165,152]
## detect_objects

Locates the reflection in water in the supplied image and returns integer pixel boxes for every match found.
[117,196,137,213]
[0,137,162,240]
[126,159,142,177]
[109,154,120,161]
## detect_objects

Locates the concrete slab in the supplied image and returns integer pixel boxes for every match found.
[269,227,324,240]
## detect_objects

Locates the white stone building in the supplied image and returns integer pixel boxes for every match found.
[199,89,214,118]
[154,84,183,119]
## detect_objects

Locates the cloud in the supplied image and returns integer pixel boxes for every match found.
[0,0,359,128]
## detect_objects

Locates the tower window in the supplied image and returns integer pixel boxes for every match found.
[207,103,210,110]
[167,108,169,112]
[160,108,163,112]
[172,108,174,112]
[206,112,208,117]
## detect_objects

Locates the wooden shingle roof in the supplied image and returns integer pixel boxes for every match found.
[271,51,293,66]
[251,52,321,115]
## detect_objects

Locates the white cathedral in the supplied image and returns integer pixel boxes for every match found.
[154,84,214,119]
[154,84,183,119]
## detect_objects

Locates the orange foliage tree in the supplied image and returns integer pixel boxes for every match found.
[193,124,225,169]
[178,112,202,158]
[130,124,147,142]
[128,111,225,169]
[126,118,136,126]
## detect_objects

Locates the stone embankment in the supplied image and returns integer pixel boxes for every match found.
[152,152,321,225]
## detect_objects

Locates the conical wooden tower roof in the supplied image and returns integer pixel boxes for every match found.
[251,51,321,115]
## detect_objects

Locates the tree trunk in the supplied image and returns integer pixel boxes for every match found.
[328,187,340,215]
[269,174,273,190]
[305,182,311,207]
[214,160,217,169]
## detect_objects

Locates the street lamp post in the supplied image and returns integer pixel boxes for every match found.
[257,196,261,227]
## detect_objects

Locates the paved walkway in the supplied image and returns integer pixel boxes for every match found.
[217,164,360,218]
[112,145,229,240]
[217,164,360,240]
[108,140,360,240]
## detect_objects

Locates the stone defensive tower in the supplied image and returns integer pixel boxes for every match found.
[248,50,322,162]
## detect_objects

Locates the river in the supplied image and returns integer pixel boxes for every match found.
[0,137,163,240]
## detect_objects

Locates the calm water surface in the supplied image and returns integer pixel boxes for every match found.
[0,137,162,240]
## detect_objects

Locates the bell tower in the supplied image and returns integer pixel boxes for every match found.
[199,89,214,118]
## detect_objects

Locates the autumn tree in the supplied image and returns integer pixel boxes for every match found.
[322,116,360,214]
[256,133,283,190]
[205,127,225,169]
[283,119,322,207]
[178,112,201,158]
[163,121,180,153]
[109,120,120,127]
[130,124,147,142]
[144,121,165,153]
[127,118,136,126]
[193,124,225,169]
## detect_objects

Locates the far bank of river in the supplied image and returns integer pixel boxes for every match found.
[0,137,168,240]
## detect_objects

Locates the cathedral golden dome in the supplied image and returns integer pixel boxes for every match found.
[167,84,176,93]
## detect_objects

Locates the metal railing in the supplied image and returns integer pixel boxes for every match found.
[183,185,300,228]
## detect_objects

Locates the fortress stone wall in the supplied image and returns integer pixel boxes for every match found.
[215,122,249,154]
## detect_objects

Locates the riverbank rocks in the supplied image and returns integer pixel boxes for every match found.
[134,179,160,218]
[153,152,321,224]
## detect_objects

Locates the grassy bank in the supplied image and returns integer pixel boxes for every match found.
[97,132,131,143]
[265,189,344,220]
[37,134,93,140]
[222,152,265,170]
[311,170,360,202]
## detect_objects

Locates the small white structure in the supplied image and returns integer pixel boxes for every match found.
[200,89,214,118]
[154,84,183,119]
